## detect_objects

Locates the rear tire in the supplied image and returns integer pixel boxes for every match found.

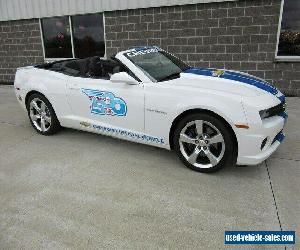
[173,113,237,173]
[26,93,61,135]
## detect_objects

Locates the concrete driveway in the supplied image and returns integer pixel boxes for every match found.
[0,85,299,249]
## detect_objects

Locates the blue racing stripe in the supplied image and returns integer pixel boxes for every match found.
[279,111,288,121]
[274,131,285,143]
[184,68,214,77]
[221,71,278,95]
[278,94,285,103]
[184,67,279,96]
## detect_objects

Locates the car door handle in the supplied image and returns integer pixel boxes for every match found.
[69,84,80,90]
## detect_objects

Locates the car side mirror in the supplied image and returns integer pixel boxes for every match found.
[110,72,138,85]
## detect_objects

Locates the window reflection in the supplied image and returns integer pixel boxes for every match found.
[41,16,73,58]
[71,14,105,58]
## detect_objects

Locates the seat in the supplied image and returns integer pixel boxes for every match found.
[87,57,121,79]
[113,65,122,74]
[101,60,119,79]
[76,58,90,76]
[88,56,104,78]
[64,58,90,77]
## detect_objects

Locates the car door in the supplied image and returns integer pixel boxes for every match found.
[66,76,144,134]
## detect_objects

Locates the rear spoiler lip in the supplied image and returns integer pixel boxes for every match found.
[16,65,35,71]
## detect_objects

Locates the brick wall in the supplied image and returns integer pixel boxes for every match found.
[105,0,300,96]
[0,19,43,83]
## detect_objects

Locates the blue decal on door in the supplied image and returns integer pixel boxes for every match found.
[82,89,127,116]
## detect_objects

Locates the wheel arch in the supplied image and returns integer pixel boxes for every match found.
[25,90,62,134]
[169,108,238,152]
[25,90,49,109]
[25,91,59,123]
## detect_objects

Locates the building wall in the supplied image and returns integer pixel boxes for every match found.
[0,0,299,96]
[105,0,300,96]
[0,19,43,82]
[0,0,236,22]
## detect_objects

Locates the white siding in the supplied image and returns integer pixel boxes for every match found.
[0,0,235,21]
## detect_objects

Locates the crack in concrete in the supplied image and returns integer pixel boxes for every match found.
[264,160,286,250]
[264,161,283,230]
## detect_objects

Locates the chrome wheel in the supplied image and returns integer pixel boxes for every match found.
[29,98,52,132]
[179,120,225,169]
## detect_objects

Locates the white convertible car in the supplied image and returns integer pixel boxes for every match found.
[14,46,287,172]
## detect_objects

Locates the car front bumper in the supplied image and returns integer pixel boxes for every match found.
[236,112,287,165]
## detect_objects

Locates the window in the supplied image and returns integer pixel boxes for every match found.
[125,49,189,82]
[41,16,72,58]
[72,14,105,58]
[40,13,105,59]
[276,0,300,61]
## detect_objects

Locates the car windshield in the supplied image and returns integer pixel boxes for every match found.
[124,48,190,82]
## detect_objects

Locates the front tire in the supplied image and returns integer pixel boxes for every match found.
[173,113,236,173]
[26,93,61,135]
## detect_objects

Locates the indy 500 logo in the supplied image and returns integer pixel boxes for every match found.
[82,89,127,116]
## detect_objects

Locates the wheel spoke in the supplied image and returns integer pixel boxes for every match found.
[195,120,203,135]
[44,115,51,123]
[41,102,46,112]
[40,118,46,132]
[188,147,201,164]
[209,133,224,144]
[31,100,41,113]
[31,114,41,121]
[204,149,218,166]
[180,133,196,144]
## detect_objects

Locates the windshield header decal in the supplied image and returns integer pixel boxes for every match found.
[126,48,161,58]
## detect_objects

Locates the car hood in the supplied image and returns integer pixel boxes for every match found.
[174,67,284,101]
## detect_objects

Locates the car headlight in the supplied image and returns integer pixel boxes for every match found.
[259,109,271,119]
[259,102,286,119]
